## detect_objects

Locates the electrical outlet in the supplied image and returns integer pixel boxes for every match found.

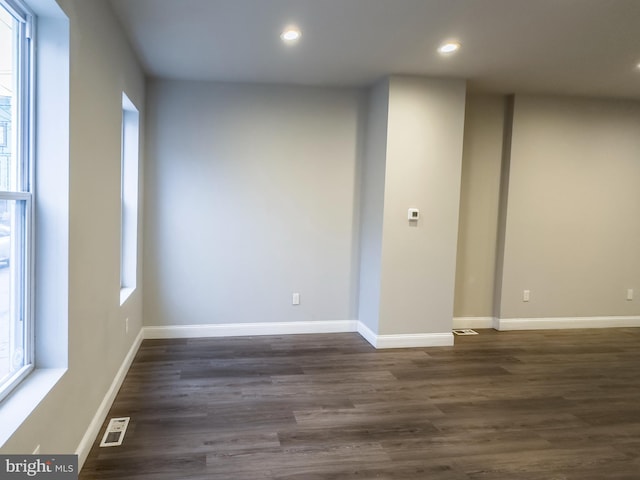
[292,293,300,305]
[523,290,530,302]
[627,289,634,301]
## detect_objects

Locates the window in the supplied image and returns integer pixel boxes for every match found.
[0,0,34,402]
[120,93,139,304]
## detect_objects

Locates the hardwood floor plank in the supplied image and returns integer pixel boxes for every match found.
[271,461,472,480]
[381,430,552,461]
[453,446,628,479]
[80,329,640,479]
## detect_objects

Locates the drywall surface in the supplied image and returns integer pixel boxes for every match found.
[357,79,389,333]
[499,95,640,318]
[454,94,505,317]
[378,76,466,335]
[1,0,145,455]
[144,81,364,326]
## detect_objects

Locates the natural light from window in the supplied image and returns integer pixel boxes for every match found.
[120,93,139,305]
[0,0,34,402]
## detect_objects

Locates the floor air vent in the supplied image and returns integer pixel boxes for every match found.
[100,417,130,447]
[453,329,479,336]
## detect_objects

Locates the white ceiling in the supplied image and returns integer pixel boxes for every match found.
[109,0,640,99]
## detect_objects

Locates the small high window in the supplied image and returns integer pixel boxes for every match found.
[120,93,139,304]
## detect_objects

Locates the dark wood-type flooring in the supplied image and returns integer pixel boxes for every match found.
[80,328,640,479]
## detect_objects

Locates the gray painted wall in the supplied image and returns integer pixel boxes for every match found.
[455,94,640,320]
[378,76,466,335]
[2,0,145,454]
[146,76,466,338]
[499,95,640,318]
[357,79,389,333]
[144,81,364,327]
[454,94,505,318]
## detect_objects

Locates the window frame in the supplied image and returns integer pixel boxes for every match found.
[0,0,35,403]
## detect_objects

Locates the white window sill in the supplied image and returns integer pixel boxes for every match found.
[0,368,67,447]
[119,287,135,306]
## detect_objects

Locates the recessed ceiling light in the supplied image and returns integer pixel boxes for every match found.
[280,27,302,43]
[438,41,461,55]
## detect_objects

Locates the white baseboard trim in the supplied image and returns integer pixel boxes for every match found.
[145,320,456,349]
[143,320,359,339]
[357,322,454,349]
[453,317,495,329]
[496,316,640,331]
[376,332,454,349]
[76,328,144,470]
[356,322,378,347]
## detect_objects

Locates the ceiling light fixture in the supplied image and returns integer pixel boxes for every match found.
[438,41,461,55]
[280,27,302,43]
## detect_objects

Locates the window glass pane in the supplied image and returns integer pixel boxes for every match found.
[0,0,32,401]
[0,6,16,191]
[0,198,27,384]
[120,93,139,298]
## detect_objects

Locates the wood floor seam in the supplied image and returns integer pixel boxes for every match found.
[80,328,640,479]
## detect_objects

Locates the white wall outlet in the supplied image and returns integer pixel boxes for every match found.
[408,208,419,221]
[292,293,300,305]
[523,289,530,302]
[627,289,634,301]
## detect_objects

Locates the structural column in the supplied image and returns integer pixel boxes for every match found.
[358,75,466,347]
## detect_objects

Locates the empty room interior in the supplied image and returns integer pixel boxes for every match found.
[1,0,640,478]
